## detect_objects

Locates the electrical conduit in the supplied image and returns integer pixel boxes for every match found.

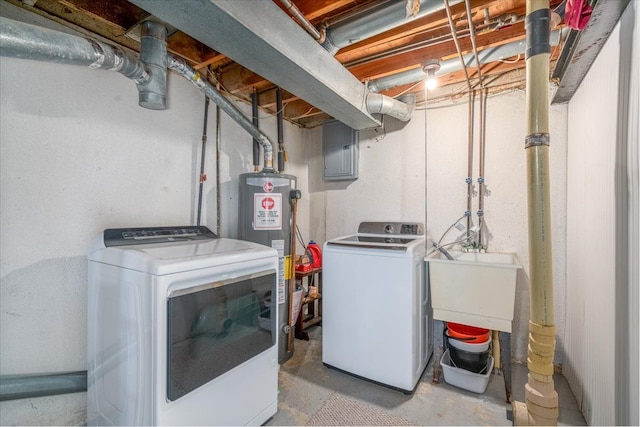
[513,0,559,424]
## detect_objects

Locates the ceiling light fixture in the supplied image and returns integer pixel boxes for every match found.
[423,59,441,91]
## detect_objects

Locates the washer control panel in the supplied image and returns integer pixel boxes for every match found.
[357,222,424,236]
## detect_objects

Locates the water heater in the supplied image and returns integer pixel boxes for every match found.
[238,171,296,363]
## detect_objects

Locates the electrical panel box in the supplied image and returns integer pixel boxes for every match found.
[322,120,359,181]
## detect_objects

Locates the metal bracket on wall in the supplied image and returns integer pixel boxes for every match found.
[552,0,631,104]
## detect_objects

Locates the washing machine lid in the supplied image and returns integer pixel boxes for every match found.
[326,234,425,251]
[89,226,277,275]
[327,222,426,251]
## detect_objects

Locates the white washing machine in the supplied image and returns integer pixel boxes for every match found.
[322,222,433,393]
[87,226,279,426]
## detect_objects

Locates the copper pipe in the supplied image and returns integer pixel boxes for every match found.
[464,0,485,88]
[443,0,473,93]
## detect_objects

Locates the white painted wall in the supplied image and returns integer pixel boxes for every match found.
[564,3,640,425]
[307,92,568,364]
[0,5,308,425]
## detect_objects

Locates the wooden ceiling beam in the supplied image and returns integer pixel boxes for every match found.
[348,22,525,80]
[294,0,377,23]
[335,0,499,64]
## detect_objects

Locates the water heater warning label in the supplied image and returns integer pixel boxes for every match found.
[254,193,282,230]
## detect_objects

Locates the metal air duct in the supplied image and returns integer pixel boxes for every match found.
[0,16,275,168]
[129,0,389,130]
[368,30,564,93]
[0,16,161,107]
[321,0,463,55]
[137,21,167,110]
[366,93,415,122]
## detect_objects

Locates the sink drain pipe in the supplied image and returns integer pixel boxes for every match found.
[513,0,558,425]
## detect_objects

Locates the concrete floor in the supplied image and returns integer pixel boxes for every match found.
[267,327,586,426]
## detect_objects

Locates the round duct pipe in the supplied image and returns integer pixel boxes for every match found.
[137,21,167,110]
[0,17,149,84]
[366,93,415,122]
[322,0,463,54]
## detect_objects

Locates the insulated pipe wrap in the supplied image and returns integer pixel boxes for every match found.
[525,9,551,59]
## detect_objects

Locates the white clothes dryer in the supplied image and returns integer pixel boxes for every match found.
[87,226,278,426]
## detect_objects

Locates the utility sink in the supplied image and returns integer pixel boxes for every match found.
[426,251,522,332]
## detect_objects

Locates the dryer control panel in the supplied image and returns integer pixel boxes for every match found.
[104,226,218,246]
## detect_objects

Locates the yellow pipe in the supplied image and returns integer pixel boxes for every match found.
[514,0,559,425]
[492,330,501,369]
[526,145,555,326]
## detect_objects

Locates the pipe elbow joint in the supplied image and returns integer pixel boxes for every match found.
[320,36,339,55]
[365,93,415,122]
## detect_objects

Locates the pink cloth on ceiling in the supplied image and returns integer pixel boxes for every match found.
[565,0,593,30]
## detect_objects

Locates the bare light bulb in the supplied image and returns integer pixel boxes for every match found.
[422,59,440,91]
[425,76,438,90]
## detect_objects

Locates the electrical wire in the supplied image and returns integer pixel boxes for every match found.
[295,224,307,249]
[498,54,522,64]
[289,106,317,120]
[392,80,425,99]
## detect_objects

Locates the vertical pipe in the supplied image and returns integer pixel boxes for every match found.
[288,196,298,352]
[466,90,475,244]
[277,88,285,173]
[196,96,210,226]
[251,89,260,171]
[477,88,487,247]
[443,0,473,93]
[216,99,222,236]
[463,0,485,88]
[137,21,167,110]
[514,0,558,424]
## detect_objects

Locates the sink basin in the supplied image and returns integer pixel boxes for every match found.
[426,250,522,332]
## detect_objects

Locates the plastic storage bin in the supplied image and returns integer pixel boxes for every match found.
[441,349,493,393]
[448,346,490,373]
